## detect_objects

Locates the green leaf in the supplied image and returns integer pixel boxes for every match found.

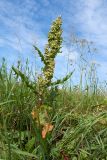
[25,137,35,152]
[12,147,37,158]
[33,46,46,64]
[0,100,15,106]
[12,66,37,93]
[51,70,74,86]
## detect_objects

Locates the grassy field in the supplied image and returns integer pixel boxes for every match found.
[1,60,107,160]
[1,17,107,160]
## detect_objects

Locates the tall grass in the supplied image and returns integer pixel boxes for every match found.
[1,58,107,159]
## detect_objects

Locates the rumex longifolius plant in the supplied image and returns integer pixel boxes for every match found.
[12,17,74,139]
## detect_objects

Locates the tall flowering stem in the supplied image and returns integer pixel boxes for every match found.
[37,17,63,104]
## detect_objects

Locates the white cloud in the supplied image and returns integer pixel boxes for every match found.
[0,38,5,47]
[61,46,78,62]
[0,0,46,53]
[74,0,107,47]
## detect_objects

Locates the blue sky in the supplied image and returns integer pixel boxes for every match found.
[0,0,107,84]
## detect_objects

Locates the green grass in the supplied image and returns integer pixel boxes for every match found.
[0,59,107,160]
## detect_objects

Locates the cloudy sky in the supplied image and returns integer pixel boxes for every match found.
[0,0,107,83]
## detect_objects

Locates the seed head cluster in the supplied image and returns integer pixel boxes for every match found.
[38,17,63,97]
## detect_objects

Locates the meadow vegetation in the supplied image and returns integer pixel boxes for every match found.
[1,17,107,160]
